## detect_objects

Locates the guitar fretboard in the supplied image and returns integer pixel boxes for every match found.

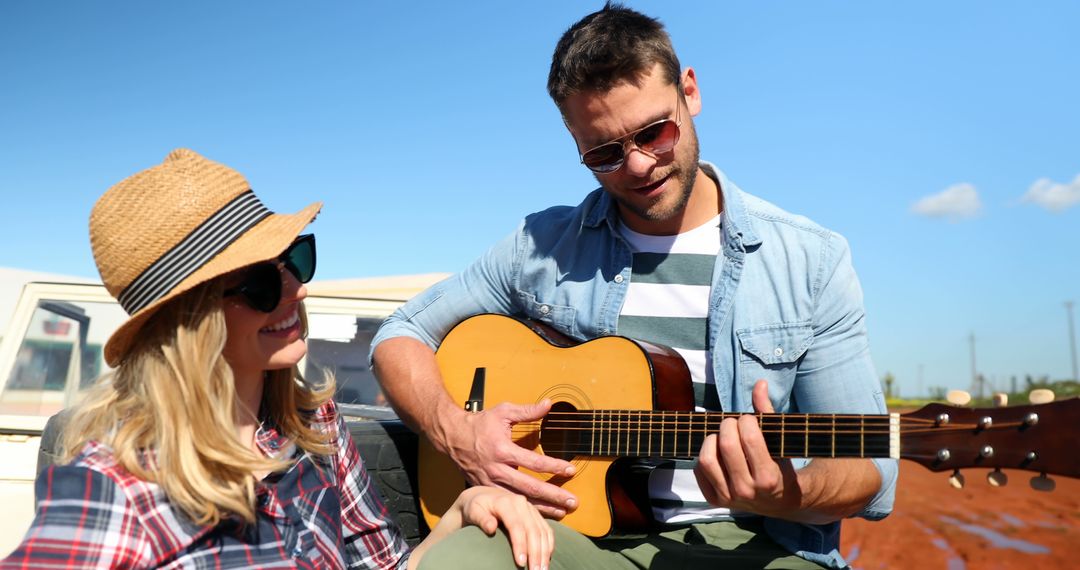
[540,410,899,459]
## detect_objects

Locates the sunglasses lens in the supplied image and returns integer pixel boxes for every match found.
[582,143,624,173]
[581,119,680,174]
[226,263,282,313]
[223,235,315,313]
[283,234,316,283]
[634,120,680,154]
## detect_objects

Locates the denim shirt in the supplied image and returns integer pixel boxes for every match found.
[372,163,896,569]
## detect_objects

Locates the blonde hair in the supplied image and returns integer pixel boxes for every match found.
[62,281,335,525]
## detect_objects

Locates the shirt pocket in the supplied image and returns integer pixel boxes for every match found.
[519,293,578,337]
[735,322,814,404]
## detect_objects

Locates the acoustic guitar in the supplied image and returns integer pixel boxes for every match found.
[418,314,1079,537]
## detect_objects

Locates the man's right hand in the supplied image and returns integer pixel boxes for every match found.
[435,399,579,518]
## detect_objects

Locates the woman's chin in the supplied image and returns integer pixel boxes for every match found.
[263,340,308,372]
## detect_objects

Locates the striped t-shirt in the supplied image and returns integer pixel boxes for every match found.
[617,214,736,524]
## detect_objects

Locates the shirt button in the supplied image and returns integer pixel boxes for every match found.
[774,347,784,357]
[614,274,624,284]
[291,545,303,558]
[539,304,550,315]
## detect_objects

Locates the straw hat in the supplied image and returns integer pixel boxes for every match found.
[90,148,321,366]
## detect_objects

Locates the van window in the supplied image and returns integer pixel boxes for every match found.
[0,300,126,416]
[304,313,391,410]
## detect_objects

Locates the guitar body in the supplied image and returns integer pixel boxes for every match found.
[418,314,693,537]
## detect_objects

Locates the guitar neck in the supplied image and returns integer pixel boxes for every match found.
[541,410,900,460]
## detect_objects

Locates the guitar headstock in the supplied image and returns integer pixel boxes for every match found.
[900,397,1079,483]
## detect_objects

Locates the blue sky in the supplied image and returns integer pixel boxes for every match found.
[2,1,1078,396]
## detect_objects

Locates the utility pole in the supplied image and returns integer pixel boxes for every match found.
[1067,301,1078,382]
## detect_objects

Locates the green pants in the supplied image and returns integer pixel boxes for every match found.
[418,519,826,570]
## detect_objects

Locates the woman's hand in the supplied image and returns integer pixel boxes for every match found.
[409,486,553,570]
[456,486,553,569]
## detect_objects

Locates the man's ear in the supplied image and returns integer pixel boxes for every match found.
[681,67,702,117]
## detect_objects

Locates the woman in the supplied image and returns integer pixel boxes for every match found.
[1,149,552,569]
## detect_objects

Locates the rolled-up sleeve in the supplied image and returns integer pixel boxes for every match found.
[795,231,897,520]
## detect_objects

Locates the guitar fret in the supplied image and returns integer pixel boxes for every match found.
[674,412,681,457]
[612,410,617,456]
[595,410,600,455]
[636,411,641,456]
[780,413,786,457]
[609,412,617,455]
[831,414,836,458]
[860,415,864,457]
[591,412,600,455]
[688,412,694,458]
[609,410,615,456]
[648,411,653,455]
[616,410,621,455]
[623,410,629,455]
[660,413,665,456]
[601,410,607,455]
[615,410,621,456]
[804,414,809,456]
[682,411,689,457]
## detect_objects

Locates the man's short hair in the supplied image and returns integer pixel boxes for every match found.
[547,2,681,107]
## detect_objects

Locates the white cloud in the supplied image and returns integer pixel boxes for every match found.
[911,183,982,220]
[1021,174,1080,212]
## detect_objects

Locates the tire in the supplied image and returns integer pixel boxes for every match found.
[37,411,70,474]
[348,419,427,547]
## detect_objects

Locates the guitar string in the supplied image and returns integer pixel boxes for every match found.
[509,417,1019,430]
[508,425,1022,435]
[507,423,1025,437]
[509,413,1020,426]
[523,411,964,423]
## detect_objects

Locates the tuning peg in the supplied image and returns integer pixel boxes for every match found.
[1030,474,1055,492]
[987,469,1008,487]
[992,392,1008,407]
[948,469,965,489]
[946,390,971,406]
[1029,389,1055,405]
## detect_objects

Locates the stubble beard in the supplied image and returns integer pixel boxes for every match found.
[604,125,701,225]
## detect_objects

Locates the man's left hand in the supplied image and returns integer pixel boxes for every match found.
[693,379,804,518]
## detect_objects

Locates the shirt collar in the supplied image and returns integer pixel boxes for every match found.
[582,161,762,249]
[254,417,291,457]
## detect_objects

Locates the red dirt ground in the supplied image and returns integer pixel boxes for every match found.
[841,462,1080,569]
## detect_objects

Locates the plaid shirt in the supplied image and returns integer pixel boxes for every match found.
[2,400,410,569]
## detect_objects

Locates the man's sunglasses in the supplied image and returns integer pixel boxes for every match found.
[579,92,682,174]
[224,234,316,313]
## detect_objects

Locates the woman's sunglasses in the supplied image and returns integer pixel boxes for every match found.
[224,234,316,312]
[579,92,682,174]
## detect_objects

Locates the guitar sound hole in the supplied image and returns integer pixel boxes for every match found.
[541,401,579,462]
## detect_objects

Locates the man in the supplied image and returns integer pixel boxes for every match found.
[371,4,896,568]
